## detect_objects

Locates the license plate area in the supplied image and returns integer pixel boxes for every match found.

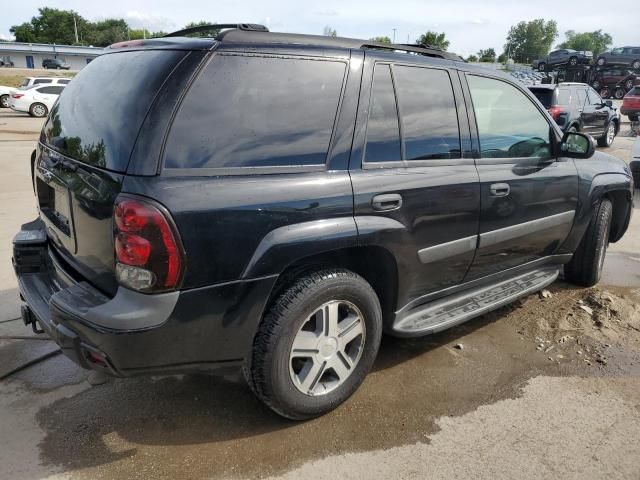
[36,176,72,237]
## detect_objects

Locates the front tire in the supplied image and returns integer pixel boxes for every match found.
[632,60,640,70]
[538,62,546,72]
[597,57,606,66]
[565,199,613,287]
[597,122,616,147]
[29,103,48,118]
[569,56,578,66]
[244,269,382,420]
[0,94,8,108]
[614,88,626,99]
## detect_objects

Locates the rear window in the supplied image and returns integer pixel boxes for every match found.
[164,55,346,170]
[42,50,186,172]
[530,88,554,108]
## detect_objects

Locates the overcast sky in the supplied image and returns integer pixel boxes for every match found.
[0,1,635,58]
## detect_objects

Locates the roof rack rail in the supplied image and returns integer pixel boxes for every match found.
[164,23,269,38]
[360,42,462,61]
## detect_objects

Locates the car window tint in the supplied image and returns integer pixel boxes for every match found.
[33,79,52,85]
[37,86,61,94]
[633,49,640,55]
[58,79,70,84]
[393,66,461,160]
[530,89,553,108]
[165,55,345,169]
[364,64,401,163]
[556,88,571,106]
[576,88,587,106]
[467,75,552,160]
[587,89,601,105]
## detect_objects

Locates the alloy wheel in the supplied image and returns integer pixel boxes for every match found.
[0,95,8,108]
[606,123,615,145]
[289,300,365,396]
[32,104,46,117]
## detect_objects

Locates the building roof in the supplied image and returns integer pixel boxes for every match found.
[0,41,102,56]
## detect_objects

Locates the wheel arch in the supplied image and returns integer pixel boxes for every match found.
[602,189,632,242]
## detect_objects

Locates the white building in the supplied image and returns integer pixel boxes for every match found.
[0,42,103,70]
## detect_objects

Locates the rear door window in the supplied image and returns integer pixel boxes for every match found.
[393,65,461,160]
[33,79,52,85]
[364,64,401,162]
[164,55,346,170]
[556,88,571,106]
[38,86,63,95]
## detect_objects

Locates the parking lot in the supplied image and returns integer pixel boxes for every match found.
[0,108,639,480]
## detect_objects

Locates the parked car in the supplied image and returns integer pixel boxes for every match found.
[528,82,619,146]
[591,68,640,91]
[13,25,633,420]
[532,49,593,72]
[18,76,72,89]
[0,59,15,67]
[621,86,640,121]
[42,58,70,70]
[0,85,15,108]
[596,46,640,70]
[9,84,65,117]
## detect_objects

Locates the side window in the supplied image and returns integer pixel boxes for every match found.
[587,88,601,105]
[165,55,346,169]
[58,79,70,85]
[33,79,52,85]
[393,66,461,160]
[364,64,401,163]
[38,86,61,94]
[576,88,587,106]
[467,75,552,160]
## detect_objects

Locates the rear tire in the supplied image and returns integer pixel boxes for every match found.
[565,199,613,287]
[569,56,578,66]
[538,62,546,72]
[614,88,626,99]
[632,60,640,70]
[29,103,48,118]
[597,57,606,66]
[244,269,382,420]
[0,94,8,108]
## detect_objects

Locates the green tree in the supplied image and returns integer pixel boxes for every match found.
[557,30,612,57]
[503,19,558,63]
[466,54,479,62]
[497,53,508,63]
[182,21,219,37]
[477,48,496,62]
[323,26,337,37]
[416,31,449,50]
[370,36,392,44]
[10,7,89,45]
[85,19,128,46]
[128,28,167,40]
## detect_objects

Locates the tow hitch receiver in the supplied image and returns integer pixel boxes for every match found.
[21,305,44,334]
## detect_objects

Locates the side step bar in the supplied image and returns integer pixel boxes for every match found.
[392,267,559,337]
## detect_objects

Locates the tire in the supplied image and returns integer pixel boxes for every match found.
[244,269,382,420]
[0,94,8,108]
[569,56,578,66]
[597,57,606,66]
[630,160,640,188]
[614,88,626,99]
[625,79,634,90]
[600,87,610,99]
[29,103,48,118]
[565,199,613,287]
[592,80,601,90]
[538,62,546,72]
[629,114,639,121]
[597,122,616,147]
[632,60,640,70]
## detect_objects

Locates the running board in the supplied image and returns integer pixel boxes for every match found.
[392,267,559,337]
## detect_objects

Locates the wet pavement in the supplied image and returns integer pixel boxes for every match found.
[0,110,639,479]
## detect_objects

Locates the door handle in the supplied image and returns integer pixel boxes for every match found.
[489,183,510,197]
[372,193,403,211]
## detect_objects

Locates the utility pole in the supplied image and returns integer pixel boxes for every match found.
[392,28,397,43]
[73,15,79,44]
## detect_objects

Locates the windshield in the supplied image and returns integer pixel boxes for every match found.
[41,50,185,172]
[20,79,29,87]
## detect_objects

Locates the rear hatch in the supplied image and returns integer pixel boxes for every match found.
[35,48,188,295]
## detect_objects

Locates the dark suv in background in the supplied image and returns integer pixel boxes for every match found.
[42,58,70,70]
[597,47,640,70]
[529,82,620,146]
[533,49,592,71]
[13,24,634,420]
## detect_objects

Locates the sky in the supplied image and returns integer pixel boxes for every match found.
[0,1,636,58]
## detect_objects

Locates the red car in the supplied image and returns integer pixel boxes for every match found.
[621,87,640,121]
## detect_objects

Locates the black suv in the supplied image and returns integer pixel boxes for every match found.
[14,25,634,420]
[528,83,620,146]
[42,58,70,70]
[597,46,640,70]
[532,49,592,71]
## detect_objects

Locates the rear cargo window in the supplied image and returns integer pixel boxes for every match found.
[42,50,186,172]
[164,54,346,170]
[530,89,554,108]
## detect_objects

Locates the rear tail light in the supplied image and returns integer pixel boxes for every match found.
[12,93,24,99]
[114,196,185,293]
[548,106,564,120]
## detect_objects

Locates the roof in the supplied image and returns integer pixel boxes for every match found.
[0,41,102,56]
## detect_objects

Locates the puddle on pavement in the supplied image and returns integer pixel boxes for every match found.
[28,283,640,480]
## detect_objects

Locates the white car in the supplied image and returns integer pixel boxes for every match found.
[9,84,65,118]
[0,85,14,108]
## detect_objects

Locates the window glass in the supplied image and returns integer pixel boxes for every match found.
[58,79,70,84]
[467,75,552,159]
[530,89,554,108]
[364,64,401,162]
[587,89,601,105]
[633,49,640,55]
[576,88,587,106]
[393,66,461,160]
[556,88,571,106]
[165,55,345,169]
[33,79,52,85]
[38,86,63,94]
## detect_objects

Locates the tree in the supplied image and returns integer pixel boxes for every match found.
[503,19,558,63]
[557,30,612,57]
[416,31,449,50]
[182,21,219,37]
[370,36,391,44]
[497,53,508,63]
[85,19,128,46]
[11,7,89,45]
[477,48,496,62]
[466,54,478,62]
[128,28,166,40]
[323,26,337,37]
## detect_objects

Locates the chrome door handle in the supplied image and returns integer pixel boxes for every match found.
[489,183,510,197]
[372,193,403,211]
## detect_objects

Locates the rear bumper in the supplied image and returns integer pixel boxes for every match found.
[620,107,640,116]
[13,219,277,376]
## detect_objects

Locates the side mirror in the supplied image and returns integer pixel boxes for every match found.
[605,100,613,108]
[560,131,595,159]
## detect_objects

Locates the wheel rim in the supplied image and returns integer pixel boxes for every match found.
[607,123,615,144]
[0,95,7,108]
[593,81,600,89]
[615,89,625,99]
[33,104,45,116]
[539,64,545,72]
[633,61,640,70]
[570,58,577,66]
[598,58,605,66]
[626,80,633,90]
[289,300,366,396]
